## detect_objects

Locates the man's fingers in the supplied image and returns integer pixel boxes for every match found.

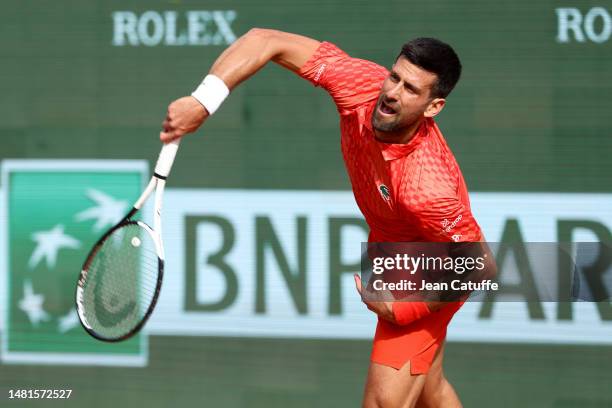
[160,96,208,143]
[159,131,170,143]
[354,274,362,296]
[160,131,176,143]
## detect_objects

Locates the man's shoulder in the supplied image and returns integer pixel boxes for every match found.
[399,143,463,213]
[300,41,389,114]
[418,124,463,183]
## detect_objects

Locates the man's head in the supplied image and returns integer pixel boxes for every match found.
[372,38,462,137]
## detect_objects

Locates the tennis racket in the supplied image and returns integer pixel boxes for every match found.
[76,139,180,342]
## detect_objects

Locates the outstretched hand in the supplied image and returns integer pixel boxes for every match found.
[160,96,209,143]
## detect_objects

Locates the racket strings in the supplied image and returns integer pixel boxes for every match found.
[79,223,161,339]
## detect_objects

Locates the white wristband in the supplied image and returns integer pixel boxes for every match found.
[191,74,230,115]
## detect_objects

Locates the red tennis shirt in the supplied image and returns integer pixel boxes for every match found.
[298,42,483,374]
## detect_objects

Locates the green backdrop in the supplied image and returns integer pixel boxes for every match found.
[1,0,611,406]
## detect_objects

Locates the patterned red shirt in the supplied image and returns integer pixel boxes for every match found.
[298,42,482,243]
[298,42,483,374]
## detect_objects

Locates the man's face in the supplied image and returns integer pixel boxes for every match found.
[372,56,442,134]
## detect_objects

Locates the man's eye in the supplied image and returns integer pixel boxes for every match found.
[390,75,399,82]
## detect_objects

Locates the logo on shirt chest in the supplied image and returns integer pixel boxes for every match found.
[378,184,391,201]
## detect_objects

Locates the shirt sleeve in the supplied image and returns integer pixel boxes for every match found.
[418,197,483,242]
[298,42,388,115]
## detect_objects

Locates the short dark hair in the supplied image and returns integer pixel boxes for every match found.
[398,38,462,99]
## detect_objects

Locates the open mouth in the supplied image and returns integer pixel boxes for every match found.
[378,100,397,116]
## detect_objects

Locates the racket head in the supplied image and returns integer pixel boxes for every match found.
[76,220,163,342]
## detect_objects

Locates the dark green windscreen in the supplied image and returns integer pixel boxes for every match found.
[1,1,611,407]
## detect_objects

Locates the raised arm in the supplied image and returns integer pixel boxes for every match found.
[160,28,320,142]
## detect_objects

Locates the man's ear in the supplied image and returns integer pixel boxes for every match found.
[424,98,446,118]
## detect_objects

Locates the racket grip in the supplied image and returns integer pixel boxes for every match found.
[154,138,181,178]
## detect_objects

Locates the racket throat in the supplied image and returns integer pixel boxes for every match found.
[121,207,139,223]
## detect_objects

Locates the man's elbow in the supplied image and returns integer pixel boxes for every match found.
[242,28,282,59]
[244,27,277,41]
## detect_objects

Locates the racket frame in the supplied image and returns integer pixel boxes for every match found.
[75,139,179,342]
[76,218,163,342]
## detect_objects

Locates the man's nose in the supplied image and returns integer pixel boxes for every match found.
[385,83,402,101]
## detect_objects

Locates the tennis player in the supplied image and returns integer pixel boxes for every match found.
[161,28,491,408]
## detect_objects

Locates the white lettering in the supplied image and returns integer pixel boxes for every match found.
[314,64,326,83]
[138,11,164,46]
[372,257,384,274]
[584,7,611,43]
[556,8,585,43]
[409,256,421,272]
[187,11,212,45]
[112,10,237,47]
[112,11,139,46]
[212,10,237,45]
[164,11,187,46]
[556,7,611,43]
[373,279,383,290]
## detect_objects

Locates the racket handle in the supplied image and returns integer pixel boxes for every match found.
[154,138,181,178]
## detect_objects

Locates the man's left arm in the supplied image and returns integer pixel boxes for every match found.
[356,198,496,325]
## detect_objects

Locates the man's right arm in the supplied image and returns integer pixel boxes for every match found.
[160,28,320,142]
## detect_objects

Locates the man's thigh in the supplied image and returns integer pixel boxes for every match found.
[416,343,462,408]
[362,361,427,408]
